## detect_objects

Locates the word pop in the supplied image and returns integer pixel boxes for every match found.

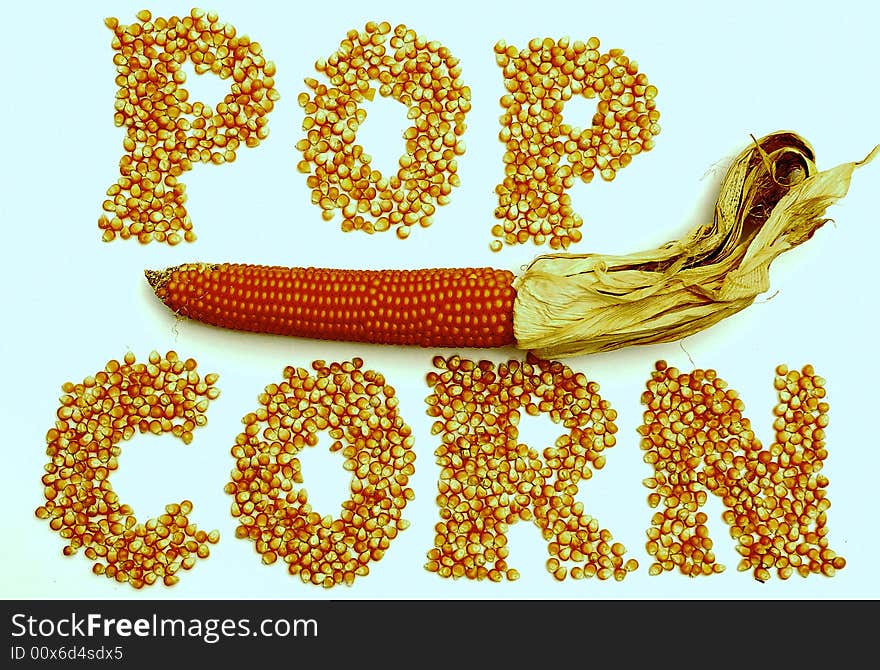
[99,10,659,250]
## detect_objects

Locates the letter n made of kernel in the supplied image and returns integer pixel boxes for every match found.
[639,362,844,581]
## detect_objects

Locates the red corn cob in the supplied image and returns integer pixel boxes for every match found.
[146,263,517,348]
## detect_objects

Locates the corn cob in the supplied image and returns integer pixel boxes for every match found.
[145,263,516,348]
[146,135,874,356]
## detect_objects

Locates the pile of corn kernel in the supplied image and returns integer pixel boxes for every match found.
[297,21,468,239]
[639,361,843,580]
[226,358,415,588]
[35,352,220,588]
[99,8,278,244]
[492,36,659,250]
[424,353,637,581]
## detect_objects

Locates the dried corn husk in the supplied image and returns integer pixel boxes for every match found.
[513,131,878,358]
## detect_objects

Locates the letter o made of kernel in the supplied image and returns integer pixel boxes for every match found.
[34,351,221,589]
[100,8,279,245]
[226,358,415,588]
[297,21,470,239]
[492,36,660,251]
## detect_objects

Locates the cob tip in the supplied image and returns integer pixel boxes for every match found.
[145,267,171,294]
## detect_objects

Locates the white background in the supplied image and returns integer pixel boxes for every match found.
[1,0,878,600]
